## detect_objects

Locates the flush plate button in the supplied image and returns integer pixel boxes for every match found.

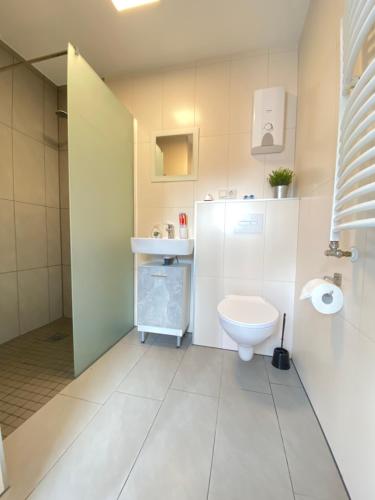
[234,213,264,234]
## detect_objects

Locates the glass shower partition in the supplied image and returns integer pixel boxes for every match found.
[67,44,134,375]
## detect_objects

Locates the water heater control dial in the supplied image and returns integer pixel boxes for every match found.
[264,122,273,131]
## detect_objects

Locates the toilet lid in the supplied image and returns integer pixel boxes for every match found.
[218,295,279,327]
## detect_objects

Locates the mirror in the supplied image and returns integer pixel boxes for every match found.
[151,128,198,182]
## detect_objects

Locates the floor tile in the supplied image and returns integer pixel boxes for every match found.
[29,392,160,500]
[221,352,271,395]
[119,328,146,346]
[2,394,99,500]
[209,388,294,500]
[119,389,217,500]
[118,345,182,400]
[61,343,147,404]
[272,384,348,499]
[172,345,223,397]
[264,356,302,387]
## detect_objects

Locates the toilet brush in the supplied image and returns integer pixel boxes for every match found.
[271,313,290,370]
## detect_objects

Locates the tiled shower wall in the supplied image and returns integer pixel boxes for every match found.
[0,43,63,345]
[58,87,72,318]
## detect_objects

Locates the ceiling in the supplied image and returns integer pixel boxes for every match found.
[0,0,310,85]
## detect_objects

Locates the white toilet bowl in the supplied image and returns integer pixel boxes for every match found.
[217,295,279,361]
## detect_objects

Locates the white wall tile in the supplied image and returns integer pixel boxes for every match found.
[195,135,228,201]
[260,280,295,354]
[194,277,224,348]
[0,122,13,199]
[195,202,225,278]
[45,146,60,208]
[18,267,49,334]
[0,199,17,273]
[44,82,58,148]
[228,133,265,199]
[0,47,12,127]
[47,207,62,266]
[13,66,44,142]
[229,53,268,134]
[15,202,47,270]
[162,67,195,129]
[0,272,19,343]
[13,131,45,205]
[224,201,266,280]
[196,61,230,136]
[264,199,299,282]
[48,266,62,321]
[136,142,164,209]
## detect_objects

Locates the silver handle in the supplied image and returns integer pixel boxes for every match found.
[151,274,167,278]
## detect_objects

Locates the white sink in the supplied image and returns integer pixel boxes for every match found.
[131,237,194,256]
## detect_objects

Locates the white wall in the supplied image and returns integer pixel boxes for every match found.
[107,49,298,238]
[194,199,299,355]
[294,1,375,498]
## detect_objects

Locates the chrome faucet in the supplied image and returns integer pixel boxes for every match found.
[164,223,175,239]
[324,241,353,258]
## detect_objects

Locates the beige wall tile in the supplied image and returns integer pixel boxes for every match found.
[0,122,13,200]
[0,47,12,127]
[132,74,162,143]
[162,67,195,130]
[196,61,230,137]
[195,135,228,201]
[15,202,47,270]
[13,66,44,142]
[59,149,69,208]
[62,265,72,318]
[0,199,17,273]
[47,207,61,266]
[60,208,71,265]
[13,131,45,205]
[18,267,49,334]
[229,53,268,134]
[44,82,58,148]
[0,272,19,343]
[45,146,60,208]
[48,265,63,321]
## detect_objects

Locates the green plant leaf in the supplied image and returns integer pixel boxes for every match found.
[268,168,294,187]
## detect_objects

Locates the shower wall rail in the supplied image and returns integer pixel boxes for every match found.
[329,0,375,240]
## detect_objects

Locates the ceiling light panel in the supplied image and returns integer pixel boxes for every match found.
[112,0,159,12]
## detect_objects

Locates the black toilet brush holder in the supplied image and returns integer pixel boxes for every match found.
[271,313,290,370]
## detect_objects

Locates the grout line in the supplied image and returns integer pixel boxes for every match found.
[206,346,224,499]
[115,333,189,499]
[266,357,296,500]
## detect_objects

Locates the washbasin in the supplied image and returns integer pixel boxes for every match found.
[131,237,194,256]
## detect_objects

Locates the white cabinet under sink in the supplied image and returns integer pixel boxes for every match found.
[137,262,191,346]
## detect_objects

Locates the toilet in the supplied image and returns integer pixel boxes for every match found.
[217,295,279,361]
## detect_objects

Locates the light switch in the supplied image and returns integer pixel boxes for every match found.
[234,213,264,234]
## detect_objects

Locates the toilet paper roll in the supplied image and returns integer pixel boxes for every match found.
[300,279,344,314]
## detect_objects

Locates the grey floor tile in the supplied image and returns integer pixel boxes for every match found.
[61,343,147,404]
[264,357,302,387]
[209,389,294,500]
[172,345,223,397]
[221,352,271,395]
[119,389,217,500]
[272,384,348,499]
[150,332,192,349]
[30,392,160,500]
[118,345,182,400]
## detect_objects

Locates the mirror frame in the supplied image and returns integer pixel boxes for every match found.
[151,127,199,182]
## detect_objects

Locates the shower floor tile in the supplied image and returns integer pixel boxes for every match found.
[0,318,73,438]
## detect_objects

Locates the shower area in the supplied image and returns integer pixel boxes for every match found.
[0,45,73,438]
[0,43,134,438]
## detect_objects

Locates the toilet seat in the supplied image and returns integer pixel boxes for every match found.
[217,295,279,328]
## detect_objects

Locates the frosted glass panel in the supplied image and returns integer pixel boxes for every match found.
[67,44,134,375]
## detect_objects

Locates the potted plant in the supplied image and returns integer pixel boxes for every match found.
[268,168,294,199]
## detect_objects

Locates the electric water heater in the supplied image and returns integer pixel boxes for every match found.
[251,86,285,154]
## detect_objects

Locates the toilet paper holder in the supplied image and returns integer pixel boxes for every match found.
[323,273,342,287]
